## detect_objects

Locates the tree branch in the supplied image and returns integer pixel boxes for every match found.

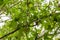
[0,28,20,39]
[35,33,38,40]
[0,18,41,39]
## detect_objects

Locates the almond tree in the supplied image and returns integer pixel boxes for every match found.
[0,0,60,40]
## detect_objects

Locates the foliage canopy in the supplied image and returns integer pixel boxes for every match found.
[0,0,60,40]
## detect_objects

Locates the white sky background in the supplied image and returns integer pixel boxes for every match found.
[0,14,10,28]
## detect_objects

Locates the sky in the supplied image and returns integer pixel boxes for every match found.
[0,14,10,28]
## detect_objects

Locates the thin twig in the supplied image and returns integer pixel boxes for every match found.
[0,28,20,39]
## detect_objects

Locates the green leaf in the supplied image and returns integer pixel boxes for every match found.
[0,0,3,5]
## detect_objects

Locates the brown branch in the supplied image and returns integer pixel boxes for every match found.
[0,18,41,39]
[0,17,59,39]
[0,12,55,39]
[0,28,20,39]
[35,33,38,40]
